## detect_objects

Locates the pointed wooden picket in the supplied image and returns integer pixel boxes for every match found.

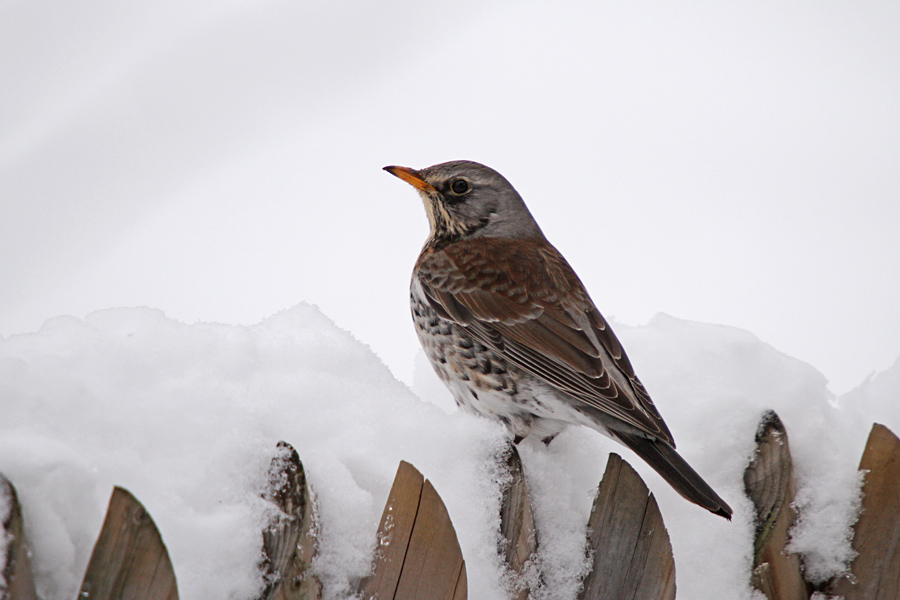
[1,475,38,600]
[578,453,675,600]
[357,461,424,599]
[829,423,900,600]
[79,486,178,600]
[357,461,466,600]
[499,445,537,600]
[743,410,809,600]
[258,441,321,600]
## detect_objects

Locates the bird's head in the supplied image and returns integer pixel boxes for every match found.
[384,160,546,243]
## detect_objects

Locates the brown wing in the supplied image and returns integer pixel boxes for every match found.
[415,237,674,446]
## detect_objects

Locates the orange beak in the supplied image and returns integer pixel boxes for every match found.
[384,165,438,194]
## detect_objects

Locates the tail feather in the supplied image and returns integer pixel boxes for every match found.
[616,432,733,520]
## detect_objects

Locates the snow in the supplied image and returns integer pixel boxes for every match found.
[2,304,898,599]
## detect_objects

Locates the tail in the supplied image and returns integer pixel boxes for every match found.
[616,432,733,520]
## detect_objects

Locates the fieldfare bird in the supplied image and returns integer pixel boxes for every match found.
[386,160,732,519]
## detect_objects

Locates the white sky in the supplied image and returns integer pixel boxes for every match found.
[2,0,899,394]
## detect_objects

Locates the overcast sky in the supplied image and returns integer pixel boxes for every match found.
[2,0,898,394]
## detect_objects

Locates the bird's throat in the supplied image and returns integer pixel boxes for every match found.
[420,194,470,242]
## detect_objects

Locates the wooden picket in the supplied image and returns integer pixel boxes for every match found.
[258,441,321,600]
[499,445,538,600]
[357,461,467,600]
[1,475,38,600]
[743,410,808,600]
[578,453,675,600]
[828,423,900,600]
[79,486,179,600]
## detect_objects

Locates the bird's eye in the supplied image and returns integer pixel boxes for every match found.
[450,179,470,195]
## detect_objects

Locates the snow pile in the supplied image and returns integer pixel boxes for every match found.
[1,305,898,599]
[0,305,509,599]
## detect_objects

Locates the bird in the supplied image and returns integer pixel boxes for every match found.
[385,160,732,519]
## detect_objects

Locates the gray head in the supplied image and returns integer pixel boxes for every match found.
[384,160,546,243]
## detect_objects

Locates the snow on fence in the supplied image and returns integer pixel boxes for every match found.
[2,415,899,600]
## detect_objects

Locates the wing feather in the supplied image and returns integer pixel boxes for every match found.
[415,238,674,444]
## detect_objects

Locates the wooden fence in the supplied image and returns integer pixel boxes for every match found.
[2,414,899,600]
